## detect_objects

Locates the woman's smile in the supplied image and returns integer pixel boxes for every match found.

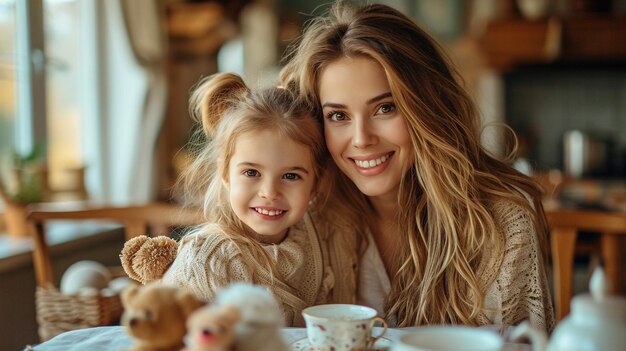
[349,151,395,175]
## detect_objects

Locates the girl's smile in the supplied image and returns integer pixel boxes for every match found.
[251,207,286,219]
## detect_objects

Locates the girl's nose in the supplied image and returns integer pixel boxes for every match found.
[352,118,376,148]
[259,180,281,200]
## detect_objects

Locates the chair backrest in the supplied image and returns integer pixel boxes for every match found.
[27,202,205,288]
[546,209,626,321]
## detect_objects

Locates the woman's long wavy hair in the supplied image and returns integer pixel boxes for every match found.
[281,2,549,326]
[178,72,327,278]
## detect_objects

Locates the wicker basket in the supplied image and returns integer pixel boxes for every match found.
[35,285,124,341]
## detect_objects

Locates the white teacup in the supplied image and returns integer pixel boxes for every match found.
[302,304,387,351]
[392,326,503,351]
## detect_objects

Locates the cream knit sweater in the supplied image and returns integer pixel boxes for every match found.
[161,200,552,330]
[358,199,555,331]
[478,200,555,332]
[160,211,357,327]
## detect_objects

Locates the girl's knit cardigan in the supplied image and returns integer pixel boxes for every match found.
[161,210,358,327]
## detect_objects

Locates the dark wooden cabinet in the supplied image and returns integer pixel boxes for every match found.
[562,15,626,59]
[482,15,626,70]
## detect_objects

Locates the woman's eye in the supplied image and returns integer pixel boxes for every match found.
[326,111,348,122]
[243,169,260,177]
[283,173,301,180]
[376,103,395,115]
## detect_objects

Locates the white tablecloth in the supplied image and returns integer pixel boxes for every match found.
[26,327,392,351]
[26,326,530,351]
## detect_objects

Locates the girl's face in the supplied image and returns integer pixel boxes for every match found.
[319,56,413,201]
[225,129,316,243]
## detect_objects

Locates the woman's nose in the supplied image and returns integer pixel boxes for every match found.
[352,118,376,148]
[259,180,281,200]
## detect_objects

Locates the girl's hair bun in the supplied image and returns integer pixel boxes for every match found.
[190,73,250,137]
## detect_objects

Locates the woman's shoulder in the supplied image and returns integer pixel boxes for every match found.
[307,205,360,243]
[491,197,537,238]
[481,197,542,277]
[484,198,554,331]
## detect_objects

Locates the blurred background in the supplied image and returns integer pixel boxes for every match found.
[1,0,625,206]
[1,0,626,348]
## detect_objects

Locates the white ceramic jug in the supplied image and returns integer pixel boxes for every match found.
[511,266,626,351]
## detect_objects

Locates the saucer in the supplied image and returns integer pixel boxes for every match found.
[289,337,392,351]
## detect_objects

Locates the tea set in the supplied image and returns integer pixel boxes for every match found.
[295,266,626,351]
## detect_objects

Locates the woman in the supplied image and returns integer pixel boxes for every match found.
[281,2,554,331]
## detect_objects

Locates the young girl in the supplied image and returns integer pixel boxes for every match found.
[160,73,354,327]
[280,1,554,331]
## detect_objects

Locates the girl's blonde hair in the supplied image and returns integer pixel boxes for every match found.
[281,2,549,326]
[179,72,327,277]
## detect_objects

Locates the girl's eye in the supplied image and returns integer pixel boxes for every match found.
[243,169,260,177]
[326,111,348,122]
[376,103,395,115]
[283,173,301,180]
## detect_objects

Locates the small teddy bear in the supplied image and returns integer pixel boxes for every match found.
[120,235,178,284]
[121,282,204,351]
[183,305,240,351]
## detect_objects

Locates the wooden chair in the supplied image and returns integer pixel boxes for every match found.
[27,202,205,288]
[546,209,626,321]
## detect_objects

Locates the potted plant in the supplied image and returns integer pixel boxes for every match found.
[0,143,47,238]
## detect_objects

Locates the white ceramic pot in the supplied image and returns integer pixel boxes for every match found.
[511,266,626,351]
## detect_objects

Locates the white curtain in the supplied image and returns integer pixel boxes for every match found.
[118,0,168,202]
[85,0,167,204]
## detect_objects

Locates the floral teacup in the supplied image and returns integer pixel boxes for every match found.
[302,304,387,351]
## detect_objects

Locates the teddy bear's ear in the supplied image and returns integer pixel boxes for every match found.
[120,235,150,282]
[121,284,140,306]
[120,235,178,284]
[176,290,204,317]
[133,236,178,284]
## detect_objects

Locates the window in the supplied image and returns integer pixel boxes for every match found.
[0,0,17,162]
[1,0,87,202]
[44,0,83,192]
[4,0,227,207]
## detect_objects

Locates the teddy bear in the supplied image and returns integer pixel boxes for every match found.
[121,282,204,351]
[120,237,290,351]
[120,235,178,284]
[183,304,240,351]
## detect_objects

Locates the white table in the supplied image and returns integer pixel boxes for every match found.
[26,326,530,351]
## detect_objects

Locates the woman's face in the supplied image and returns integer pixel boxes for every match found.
[319,56,413,201]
